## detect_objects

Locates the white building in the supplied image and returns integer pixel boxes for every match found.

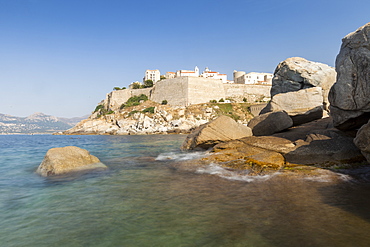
[144,69,161,83]
[175,66,200,77]
[233,71,273,85]
[199,67,228,83]
[165,71,176,79]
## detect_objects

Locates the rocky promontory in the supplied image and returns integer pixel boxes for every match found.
[63,98,256,135]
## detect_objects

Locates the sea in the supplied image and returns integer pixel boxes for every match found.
[1,134,370,247]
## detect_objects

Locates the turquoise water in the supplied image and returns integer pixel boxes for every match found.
[1,135,370,247]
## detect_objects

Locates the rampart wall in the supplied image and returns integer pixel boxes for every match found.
[187,77,226,105]
[104,77,272,110]
[150,77,188,106]
[106,87,152,110]
[224,84,271,99]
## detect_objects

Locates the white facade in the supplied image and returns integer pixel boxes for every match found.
[199,67,228,83]
[165,72,176,79]
[144,69,161,83]
[234,71,273,85]
[175,66,200,77]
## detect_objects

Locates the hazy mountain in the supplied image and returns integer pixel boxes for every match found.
[0,112,87,134]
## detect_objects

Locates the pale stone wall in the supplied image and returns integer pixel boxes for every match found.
[150,77,188,106]
[103,78,272,111]
[187,77,226,105]
[224,84,271,102]
[105,88,152,111]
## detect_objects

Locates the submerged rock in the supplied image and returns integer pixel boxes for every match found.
[36,146,107,177]
[329,23,370,130]
[181,115,252,150]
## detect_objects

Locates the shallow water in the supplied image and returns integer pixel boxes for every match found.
[1,135,370,247]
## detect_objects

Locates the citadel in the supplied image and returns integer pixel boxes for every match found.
[105,66,273,112]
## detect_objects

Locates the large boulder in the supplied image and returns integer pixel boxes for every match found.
[271,57,336,110]
[202,117,364,171]
[209,140,286,170]
[247,111,293,136]
[260,87,324,126]
[36,146,107,177]
[329,23,370,130]
[181,115,252,150]
[354,119,370,163]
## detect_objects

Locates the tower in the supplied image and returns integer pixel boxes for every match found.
[195,66,199,77]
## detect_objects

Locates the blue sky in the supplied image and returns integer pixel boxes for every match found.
[0,0,369,117]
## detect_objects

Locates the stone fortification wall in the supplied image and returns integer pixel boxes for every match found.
[187,77,226,105]
[151,77,226,106]
[150,77,188,106]
[224,84,271,102]
[105,88,152,111]
[103,78,272,111]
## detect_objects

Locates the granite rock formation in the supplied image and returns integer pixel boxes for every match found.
[354,119,370,163]
[36,146,107,177]
[271,57,336,110]
[200,118,364,172]
[260,87,324,125]
[329,23,370,130]
[181,115,252,150]
[247,110,293,136]
[64,101,255,135]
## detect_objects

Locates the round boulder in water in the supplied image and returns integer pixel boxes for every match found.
[36,146,107,177]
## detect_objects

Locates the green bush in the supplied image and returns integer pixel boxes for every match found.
[123,94,148,108]
[243,97,247,102]
[142,107,155,114]
[209,100,217,103]
[161,100,168,105]
[128,110,139,116]
[132,82,142,89]
[219,98,225,103]
[94,104,104,113]
[144,80,153,88]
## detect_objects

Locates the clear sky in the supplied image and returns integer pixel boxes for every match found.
[0,0,369,118]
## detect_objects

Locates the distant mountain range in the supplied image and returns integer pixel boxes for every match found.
[0,112,87,134]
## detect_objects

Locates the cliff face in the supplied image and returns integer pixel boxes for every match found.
[63,100,255,135]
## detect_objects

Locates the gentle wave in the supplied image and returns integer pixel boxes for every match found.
[155,151,207,161]
[303,173,353,183]
[196,163,279,182]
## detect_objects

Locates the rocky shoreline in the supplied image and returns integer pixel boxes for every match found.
[57,23,370,182]
[61,100,256,135]
[176,23,370,179]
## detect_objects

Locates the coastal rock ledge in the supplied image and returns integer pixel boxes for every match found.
[181,115,252,150]
[36,146,107,177]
